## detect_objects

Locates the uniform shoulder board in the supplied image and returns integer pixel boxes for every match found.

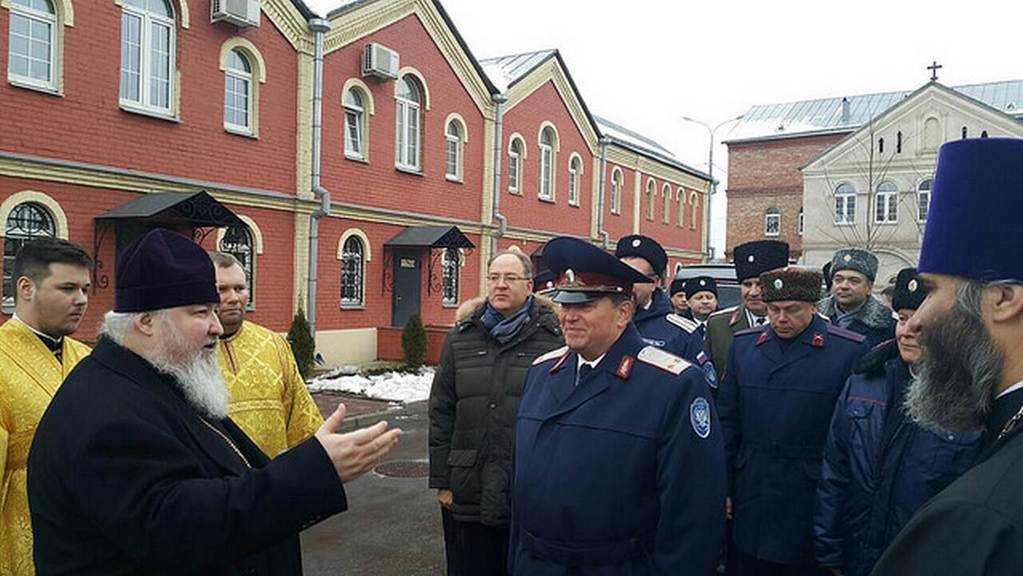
[734,325,767,338]
[708,305,738,320]
[666,313,699,333]
[826,324,867,343]
[636,346,692,375]
[532,345,569,366]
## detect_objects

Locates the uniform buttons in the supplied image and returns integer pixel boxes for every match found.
[488,403,497,410]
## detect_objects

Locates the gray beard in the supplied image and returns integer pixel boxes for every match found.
[904,297,1001,433]
[148,322,229,420]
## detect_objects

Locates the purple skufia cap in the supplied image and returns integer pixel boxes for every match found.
[919,138,1023,282]
[114,228,219,313]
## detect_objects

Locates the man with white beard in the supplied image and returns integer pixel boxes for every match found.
[27,229,401,576]
[870,138,1023,575]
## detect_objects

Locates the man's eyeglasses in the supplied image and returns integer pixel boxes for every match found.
[487,274,529,284]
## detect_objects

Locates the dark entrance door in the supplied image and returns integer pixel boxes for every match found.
[392,249,421,328]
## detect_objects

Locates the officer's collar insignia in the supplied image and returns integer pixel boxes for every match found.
[756,331,769,346]
[691,397,712,439]
[812,333,825,348]
[908,279,918,292]
[616,355,633,378]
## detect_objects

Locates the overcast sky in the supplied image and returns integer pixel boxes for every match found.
[312,0,1022,254]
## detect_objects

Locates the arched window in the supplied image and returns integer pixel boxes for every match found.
[120,0,175,115]
[875,181,898,224]
[835,182,856,224]
[3,202,56,307]
[218,224,255,309]
[645,180,656,221]
[340,236,364,307]
[676,188,685,227]
[981,130,989,138]
[962,126,968,139]
[878,137,885,154]
[896,131,903,154]
[661,184,671,224]
[441,248,459,306]
[610,168,623,214]
[395,75,422,170]
[508,137,524,194]
[918,178,932,222]
[538,127,556,201]
[445,119,464,181]
[798,207,804,236]
[224,49,253,134]
[568,155,581,206]
[344,87,366,159]
[764,207,780,236]
[7,0,56,89]
[689,192,699,230]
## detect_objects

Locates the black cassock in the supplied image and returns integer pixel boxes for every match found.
[871,387,1023,576]
[28,338,346,576]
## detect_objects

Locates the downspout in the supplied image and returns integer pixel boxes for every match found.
[490,93,508,254]
[307,17,332,336]
[597,136,610,248]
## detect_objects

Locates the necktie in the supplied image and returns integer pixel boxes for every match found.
[578,363,593,386]
[755,316,766,326]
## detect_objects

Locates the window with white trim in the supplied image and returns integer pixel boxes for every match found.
[3,202,55,309]
[538,127,555,201]
[445,120,463,180]
[799,207,804,236]
[689,192,699,230]
[568,156,581,206]
[918,179,932,222]
[395,75,421,170]
[441,247,459,306]
[662,184,671,224]
[676,189,685,227]
[223,49,252,134]
[645,180,655,221]
[7,0,56,89]
[344,87,366,159]
[610,168,622,214]
[764,207,780,236]
[508,137,523,194]
[340,236,364,307]
[119,0,175,115]
[875,181,898,224]
[834,183,856,225]
[218,224,256,309]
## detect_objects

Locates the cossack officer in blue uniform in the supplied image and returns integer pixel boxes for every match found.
[614,234,715,385]
[510,236,726,576]
[719,267,870,576]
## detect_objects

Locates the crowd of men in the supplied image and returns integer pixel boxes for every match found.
[1,137,1021,575]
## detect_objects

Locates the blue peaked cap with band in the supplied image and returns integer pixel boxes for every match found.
[542,236,653,304]
[919,138,1023,282]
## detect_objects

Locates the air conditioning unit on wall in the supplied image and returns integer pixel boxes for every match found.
[212,0,261,28]
[362,43,400,80]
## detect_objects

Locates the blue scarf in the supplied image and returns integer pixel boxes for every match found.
[481,296,534,345]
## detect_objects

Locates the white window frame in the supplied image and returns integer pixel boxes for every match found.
[218,224,256,310]
[3,201,56,311]
[340,236,365,308]
[223,48,252,135]
[395,76,421,171]
[508,137,523,195]
[918,179,932,222]
[445,119,463,181]
[764,208,780,237]
[441,248,460,307]
[834,183,856,225]
[874,181,898,224]
[676,188,685,227]
[646,180,656,221]
[610,168,622,214]
[343,88,366,160]
[538,128,555,201]
[119,0,176,117]
[662,184,671,224]
[567,155,581,206]
[7,0,56,91]
[689,191,699,230]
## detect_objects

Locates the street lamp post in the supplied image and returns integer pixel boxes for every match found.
[682,114,744,261]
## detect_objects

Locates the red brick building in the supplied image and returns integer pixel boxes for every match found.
[0,0,709,364]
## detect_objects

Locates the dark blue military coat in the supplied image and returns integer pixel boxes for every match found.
[510,324,726,575]
[718,315,869,566]
[633,288,714,386]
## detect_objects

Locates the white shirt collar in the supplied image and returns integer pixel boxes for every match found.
[578,354,606,370]
[996,380,1023,399]
[745,309,768,327]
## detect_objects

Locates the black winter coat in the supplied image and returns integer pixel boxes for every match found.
[428,295,562,525]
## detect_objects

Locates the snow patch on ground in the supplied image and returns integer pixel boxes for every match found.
[308,366,435,403]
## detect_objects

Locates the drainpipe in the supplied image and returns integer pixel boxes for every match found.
[490,93,508,254]
[307,17,332,336]
[597,136,611,248]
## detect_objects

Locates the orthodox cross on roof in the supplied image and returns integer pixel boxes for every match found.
[928,61,943,82]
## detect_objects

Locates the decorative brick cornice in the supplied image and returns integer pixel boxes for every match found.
[263,0,314,53]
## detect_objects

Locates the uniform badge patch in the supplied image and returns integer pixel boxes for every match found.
[691,397,711,439]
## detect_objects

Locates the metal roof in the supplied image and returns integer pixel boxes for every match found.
[96,191,244,228]
[726,79,1023,144]
[478,50,557,93]
[595,115,711,182]
[384,225,475,249]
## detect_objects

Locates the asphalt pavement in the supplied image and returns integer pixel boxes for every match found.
[301,398,446,575]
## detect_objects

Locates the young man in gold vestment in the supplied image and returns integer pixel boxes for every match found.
[0,238,92,576]
[211,252,323,458]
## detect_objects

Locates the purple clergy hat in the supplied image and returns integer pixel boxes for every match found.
[919,138,1023,283]
[114,228,220,313]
